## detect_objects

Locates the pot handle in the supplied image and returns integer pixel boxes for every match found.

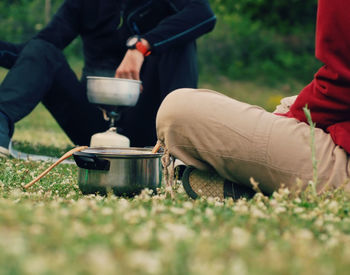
[73,152,110,171]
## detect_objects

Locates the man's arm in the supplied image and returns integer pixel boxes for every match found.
[142,0,216,53]
[34,0,82,50]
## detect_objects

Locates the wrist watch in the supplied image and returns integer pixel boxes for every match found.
[126,35,151,56]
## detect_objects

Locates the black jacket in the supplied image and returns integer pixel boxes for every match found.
[34,0,216,71]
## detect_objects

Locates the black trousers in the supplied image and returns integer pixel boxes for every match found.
[0,39,198,147]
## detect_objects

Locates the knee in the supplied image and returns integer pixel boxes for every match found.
[20,39,63,62]
[156,88,220,140]
[156,88,197,129]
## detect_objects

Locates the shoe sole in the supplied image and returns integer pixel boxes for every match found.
[182,166,225,200]
[182,166,256,200]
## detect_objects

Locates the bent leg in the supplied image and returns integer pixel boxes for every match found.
[0,39,64,123]
[156,89,350,194]
[0,39,108,146]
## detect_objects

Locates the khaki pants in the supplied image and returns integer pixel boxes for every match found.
[156,89,350,194]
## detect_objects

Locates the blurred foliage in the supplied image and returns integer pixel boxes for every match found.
[198,0,321,85]
[0,0,321,85]
[211,0,318,33]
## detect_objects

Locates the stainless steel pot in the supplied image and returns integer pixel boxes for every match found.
[73,147,163,196]
[87,76,141,106]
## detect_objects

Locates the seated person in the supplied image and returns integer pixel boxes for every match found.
[0,0,216,157]
[156,0,350,200]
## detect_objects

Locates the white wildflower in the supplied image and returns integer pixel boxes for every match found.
[294,197,302,204]
[72,221,88,238]
[85,247,117,274]
[124,208,147,224]
[319,234,328,241]
[101,207,113,216]
[314,218,324,228]
[327,201,339,213]
[170,207,186,215]
[256,230,266,243]
[250,206,267,219]
[127,250,161,274]
[150,203,166,215]
[99,224,114,234]
[176,184,185,194]
[293,207,304,214]
[296,229,314,241]
[233,201,249,214]
[324,213,341,223]
[0,234,27,256]
[131,227,153,246]
[256,201,267,210]
[230,227,250,249]
[214,200,224,207]
[205,207,215,221]
[165,223,194,241]
[165,185,172,193]
[23,256,48,274]
[9,188,23,198]
[274,206,287,214]
[183,201,193,210]
[117,198,130,211]
[230,258,248,275]
[59,208,70,217]
[28,225,43,235]
[326,237,339,249]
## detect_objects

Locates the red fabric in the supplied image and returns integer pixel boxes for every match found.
[284,0,350,153]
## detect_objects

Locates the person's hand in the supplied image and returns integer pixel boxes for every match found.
[115,49,144,80]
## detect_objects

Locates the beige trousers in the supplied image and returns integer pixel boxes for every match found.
[156,89,350,194]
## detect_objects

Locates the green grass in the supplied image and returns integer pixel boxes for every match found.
[1,66,350,275]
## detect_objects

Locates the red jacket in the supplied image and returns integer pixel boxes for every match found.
[284,0,350,153]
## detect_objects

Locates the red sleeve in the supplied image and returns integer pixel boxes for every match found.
[327,121,350,153]
[287,0,350,129]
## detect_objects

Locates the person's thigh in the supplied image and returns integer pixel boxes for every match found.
[0,39,108,146]
[156,88,350,194]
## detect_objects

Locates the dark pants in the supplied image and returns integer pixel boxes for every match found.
[0,39,198,147]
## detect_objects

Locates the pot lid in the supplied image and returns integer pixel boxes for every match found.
[77,147,163,158]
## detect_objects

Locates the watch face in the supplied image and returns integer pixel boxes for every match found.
[126,36,139,47]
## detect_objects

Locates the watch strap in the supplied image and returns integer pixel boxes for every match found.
[135,41,151,56]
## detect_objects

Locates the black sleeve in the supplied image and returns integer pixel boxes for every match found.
[0,41,25,69]
[143,0,216,53]
[34,0,82,50]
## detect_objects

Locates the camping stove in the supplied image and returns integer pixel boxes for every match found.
[86,76,141,147]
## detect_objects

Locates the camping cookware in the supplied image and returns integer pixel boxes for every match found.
[73,147,163,196]
[87,76,141,106]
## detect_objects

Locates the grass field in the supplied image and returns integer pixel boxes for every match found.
[1,67,350,275]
